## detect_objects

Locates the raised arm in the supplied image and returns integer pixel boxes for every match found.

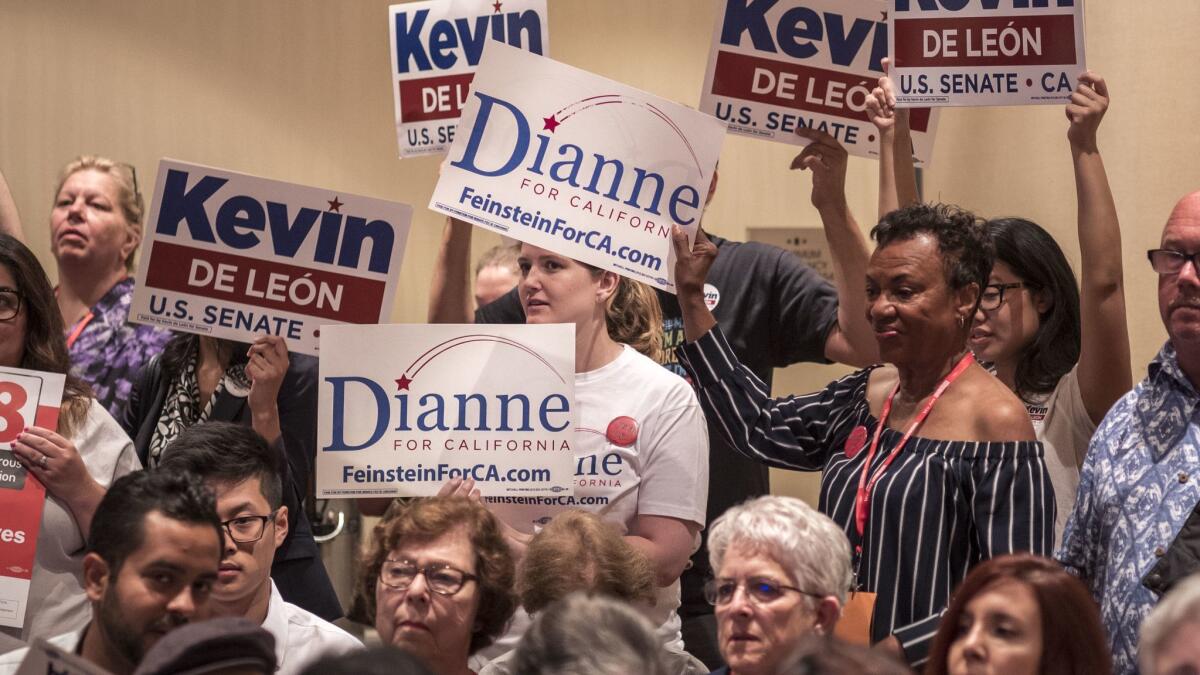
[791,128,878,367]
[0,167,24,241]
[427,216,474,323]
[867,59,919,220]
[1067,72,1130,425]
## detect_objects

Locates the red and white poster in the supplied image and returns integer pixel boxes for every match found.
[130,160,412,355]
[0,367,62,630]
[889,0,1086,107]
[390,0,549,158]
[700,0,938,165]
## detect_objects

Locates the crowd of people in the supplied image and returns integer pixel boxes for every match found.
[0,65,1196,675]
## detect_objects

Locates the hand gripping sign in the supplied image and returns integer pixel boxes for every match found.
[700,0,938,166]
[0,367,62,630]
[889,0,1086,107]
[317,323,576,498]
[390,0,549,158]
[130,160,412,355]
[429,42,726,294]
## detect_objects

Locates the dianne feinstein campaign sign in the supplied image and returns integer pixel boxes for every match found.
[130,160,412,355]
[889,0,1086,107]
[429,42,726,294]
[700,0,938,166]
[390,0,548,158]
[0,367,62,630]
[317,323,576,498]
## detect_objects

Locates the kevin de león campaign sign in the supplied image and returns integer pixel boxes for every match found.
[429,42,726,294]
[130,160,412,355]
[317,324,576,498]
[0,366,63,630]
[700,0,938,165]
[389,0,549,158]
[889,0,1086,107]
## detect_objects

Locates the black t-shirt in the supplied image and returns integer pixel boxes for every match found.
[475,233,839,607]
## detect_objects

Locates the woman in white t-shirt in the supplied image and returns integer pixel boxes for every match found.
[0,234,139,642]
[450,242,709,653]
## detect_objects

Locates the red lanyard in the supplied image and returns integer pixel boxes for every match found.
[65,312,96,350]
[854,352,974,544]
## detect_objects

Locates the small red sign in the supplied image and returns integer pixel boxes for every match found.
[844,425,868,459]
[606,416,639,447]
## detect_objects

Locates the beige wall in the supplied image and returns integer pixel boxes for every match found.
[3,0,1197,507]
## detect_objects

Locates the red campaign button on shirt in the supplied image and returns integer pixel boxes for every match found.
[844,425,868,459]
[606,416,639,447]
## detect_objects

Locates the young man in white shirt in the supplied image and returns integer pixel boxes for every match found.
[0,469,223,675]
[158,422,361,674]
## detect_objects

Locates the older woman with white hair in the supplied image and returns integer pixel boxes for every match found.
[706,495,853,675]
[1139,574,1200,675]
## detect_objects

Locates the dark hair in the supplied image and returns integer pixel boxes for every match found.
[987,218,1081,398]
[88,469,222,574]
[360,497,516,654]
[159,334,253,381]
[926,554,1111,675]
[299,646,434,675]
[0,234,91,435]
[157,422,283,510]
[871,203,994,295]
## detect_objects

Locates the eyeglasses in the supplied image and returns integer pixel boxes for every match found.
[704,576,823,607]
[1148,249,1200,276]
[978,282,1029,311]
[379,559,478,596]
[219,511,278,544]
[117,162,141,201]
[0,288,21,321]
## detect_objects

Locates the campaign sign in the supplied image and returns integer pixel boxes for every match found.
[889,0,1086,107]
[0,367,61,630]
[16,638,112,675]
[700,0,938,166]
[429,43,725,293]
[130,160,413,355]
[317,323,575,498]
[390,0,548,158]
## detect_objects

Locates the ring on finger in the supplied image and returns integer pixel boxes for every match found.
[38,453,49,469]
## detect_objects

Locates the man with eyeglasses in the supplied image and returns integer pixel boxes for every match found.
[157,422,361,674]
[1057,192,1200,674]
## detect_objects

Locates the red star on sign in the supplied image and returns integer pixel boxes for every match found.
[542,115,560,132]
[493,1,502,12]
[396,374,413,390]
[327,196,344,212]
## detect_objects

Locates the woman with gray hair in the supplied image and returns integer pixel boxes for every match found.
[1139,574,1200,675]
[511,593,672,675]
[706,495,853,675]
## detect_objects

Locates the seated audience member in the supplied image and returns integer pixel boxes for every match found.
[705,496,852,675]
[1139,574,1200,675]
[122,334,341,621]
[511,593,672,675]
[0,234,140,641]
[481,510,706,675]
[0,469,222,675]
[473,243,521,308]
[1057,191,1200,675]
[360,497,517,675]
[779,634,911,675]
[156,423,361,673]
[300,646,435,675]
[132,617,276,675]
[674,197,1053,667]
[925,554,1109,675]
[46,157,171,417]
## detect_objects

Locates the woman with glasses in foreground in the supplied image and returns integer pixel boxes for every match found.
[360,496,517,675]
[0,234,139,641]
[705,496,855,675]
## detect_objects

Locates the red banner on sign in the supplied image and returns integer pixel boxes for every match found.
[143,241,387,323]
[893,14,1077,68]
[399,73,476,122]
[711,50,932,133]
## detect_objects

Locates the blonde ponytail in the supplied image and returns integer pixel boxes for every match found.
[605,277,664,364]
